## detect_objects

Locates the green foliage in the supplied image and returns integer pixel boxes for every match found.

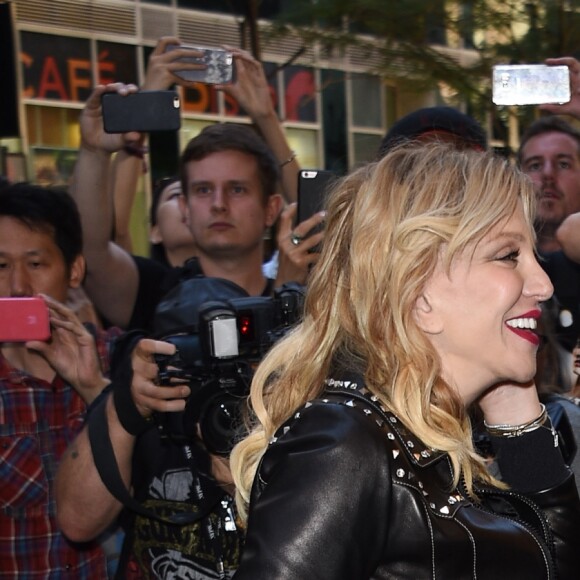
[267,0,580,126]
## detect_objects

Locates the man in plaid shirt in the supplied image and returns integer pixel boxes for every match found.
[0,183,119,578]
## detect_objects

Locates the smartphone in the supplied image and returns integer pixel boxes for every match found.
[298,170,336,224]
[297,170,336,251]
[492,64,570,106]
[0,297,51,342]
[164,44,236,84]
[101,90,181,133]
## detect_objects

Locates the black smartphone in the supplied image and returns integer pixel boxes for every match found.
[297,169,336,226]
[164,44,236,84]
[297,170,337,252]
[101,90,181,133]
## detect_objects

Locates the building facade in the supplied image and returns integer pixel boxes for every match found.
[1,0,477,254]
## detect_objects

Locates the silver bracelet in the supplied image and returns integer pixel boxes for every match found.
[484,404,547,438]
[279,151,297,168]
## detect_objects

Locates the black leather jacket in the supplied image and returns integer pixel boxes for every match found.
[234,385,580,579]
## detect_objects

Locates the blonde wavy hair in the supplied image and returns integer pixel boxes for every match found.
[231,142,536,518]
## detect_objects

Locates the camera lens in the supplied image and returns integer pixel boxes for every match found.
[199,393,244,456]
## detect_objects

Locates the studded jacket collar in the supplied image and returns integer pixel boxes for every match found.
[234,372,580,579]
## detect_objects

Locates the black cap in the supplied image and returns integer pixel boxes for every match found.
[378,106,487,158]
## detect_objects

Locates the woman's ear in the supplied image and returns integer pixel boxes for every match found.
[413,294,443,335]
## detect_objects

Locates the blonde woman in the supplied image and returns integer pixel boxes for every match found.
[230,143,580,579]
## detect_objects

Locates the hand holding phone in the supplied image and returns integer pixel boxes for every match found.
[20,295,113,401]
[275,203,324,286]
[0,297,51,342]
[164,44,235,85]
[298,170,336,232]
[539,57,580,118]
[492,64,571,106]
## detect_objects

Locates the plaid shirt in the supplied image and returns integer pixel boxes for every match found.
[0,327,120,578]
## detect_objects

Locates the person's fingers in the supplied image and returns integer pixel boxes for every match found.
[99,82,139,97]
[224,46,255,62]
[135,338,176,360]
[291,210,326,239]
[50,321,94,347]
[132,379,189,414]
[539,104,564,114]
[24,340,49,353]
[131,338,185,416]
[88,83,139,116]
[278,203,297,236]
[43,294,82,321]
[38,294,88,339]
[131,339,190,412]
[300,230,324,253]
[545,57,580,70]
[152,36,182,55]
[137,381,190,403]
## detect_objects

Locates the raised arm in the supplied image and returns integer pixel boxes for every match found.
[218,48,299,203]
[108,36,204,255]
[55,395,132,541]
[110,139,146,254]
[55,337,187,541]
[71,83,142,328]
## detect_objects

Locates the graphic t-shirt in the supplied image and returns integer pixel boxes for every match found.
[118,430,243,579]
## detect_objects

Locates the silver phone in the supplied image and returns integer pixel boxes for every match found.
[492,64,570,106]
[164,44,235,85]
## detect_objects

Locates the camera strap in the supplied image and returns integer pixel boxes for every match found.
[88,394,224,526]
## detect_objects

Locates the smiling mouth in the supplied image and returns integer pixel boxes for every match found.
[506,316,540,345]
[506,317,537,330]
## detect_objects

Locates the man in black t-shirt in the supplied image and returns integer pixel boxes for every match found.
[56,82,291,578]
[72,87,283,331]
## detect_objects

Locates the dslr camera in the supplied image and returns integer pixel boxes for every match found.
[154,281,305,455]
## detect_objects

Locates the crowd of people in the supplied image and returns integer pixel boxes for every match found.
[1,37,580,579]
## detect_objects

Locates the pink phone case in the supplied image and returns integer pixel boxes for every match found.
[0,297,51,342]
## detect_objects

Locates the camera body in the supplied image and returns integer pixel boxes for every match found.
[154,282,305,455]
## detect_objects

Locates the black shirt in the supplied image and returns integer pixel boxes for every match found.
[128,256,274,333]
